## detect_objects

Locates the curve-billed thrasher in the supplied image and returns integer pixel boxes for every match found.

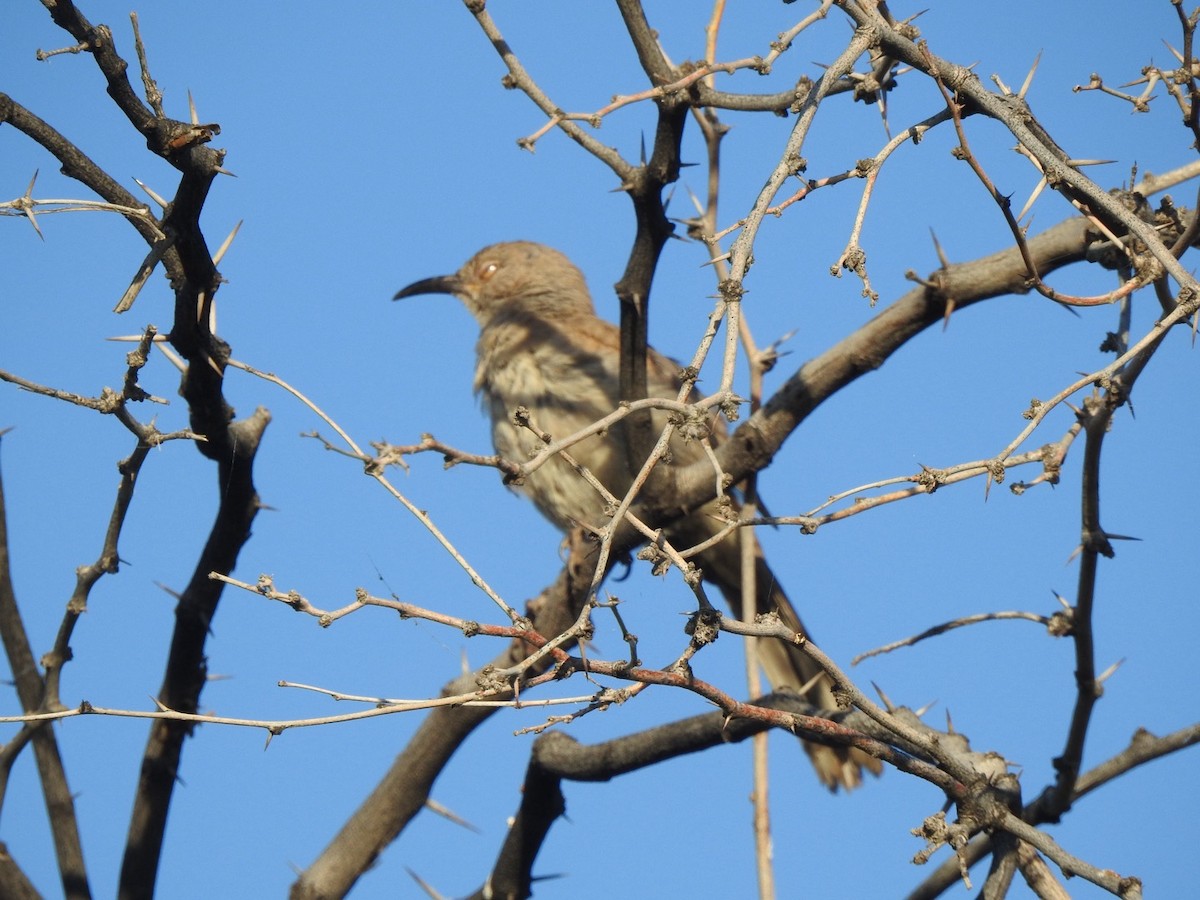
[395,241,876,790]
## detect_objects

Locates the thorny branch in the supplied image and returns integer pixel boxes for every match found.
[5,3,1198,899]
[5,5,266,897]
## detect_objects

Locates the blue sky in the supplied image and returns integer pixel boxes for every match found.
[2,2,1197,898]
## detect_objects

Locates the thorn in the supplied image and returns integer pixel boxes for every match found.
[18,170,44,240]
[913,699,936,718]
[769,328,797,351]
[187,89,199,125]
[1012,142,1045,172]
[133,177,169,210]
[405,866,446,900]
[1018,50,1042,100]
[1066,158,1116,168]
[212,219,243,266]
[1097,658,1125,684]
[1052,591,1071,611]
[154,581,183,600]
[424,798,481,833]
[1118,74,1153,89]
[928,230,957,329]
[1016,176,1048,223]
[195,288,216,333]
[155,341,188,374]
[214,166,237,178]
[871,681,896,712]
[945,708,956,734]
[1163,40,1185,65]
[929,228,950,269]
[114,235,175,313]
[24,206,44,241]
[942,297,957,331]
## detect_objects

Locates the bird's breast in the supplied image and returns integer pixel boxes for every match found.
[475,330,627,530]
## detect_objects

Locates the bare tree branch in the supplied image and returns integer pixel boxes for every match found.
[0,439,91,898]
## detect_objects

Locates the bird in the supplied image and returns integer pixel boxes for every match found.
[394,240,878,790]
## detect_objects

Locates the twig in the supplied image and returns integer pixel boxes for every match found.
[227,357,525,624]
[852,610,1062,664]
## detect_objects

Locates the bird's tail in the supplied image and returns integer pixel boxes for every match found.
[683,517,882,791]
[751,564,883,791]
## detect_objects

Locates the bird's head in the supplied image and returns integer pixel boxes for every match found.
[393,241,595,327]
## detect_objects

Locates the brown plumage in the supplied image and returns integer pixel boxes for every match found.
[395,241,878,790]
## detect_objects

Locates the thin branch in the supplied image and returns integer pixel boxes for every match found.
[462,0,632,178]
[227,356,525,624]
[0,437,91,897]
[852,610,1064,665]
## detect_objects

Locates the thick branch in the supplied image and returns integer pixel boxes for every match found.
[0,93,161,251]
[291,562,592,899]
[615,95,690,474]
[118,411,266,900]
[671,214,1100,513]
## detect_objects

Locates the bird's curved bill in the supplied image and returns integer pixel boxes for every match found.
[393,275,460,300]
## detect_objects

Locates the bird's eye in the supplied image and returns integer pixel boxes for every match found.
[478,261,500,281]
